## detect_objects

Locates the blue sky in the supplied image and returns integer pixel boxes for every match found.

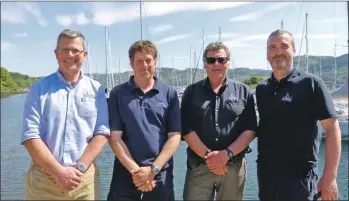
[1,1,348,77]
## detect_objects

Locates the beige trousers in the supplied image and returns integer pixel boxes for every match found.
[24,161,100,200]
[183,158,246,200]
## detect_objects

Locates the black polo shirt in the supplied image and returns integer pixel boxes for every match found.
[256,69,338,173]
[181,78,257,158]
[108,76,181,170]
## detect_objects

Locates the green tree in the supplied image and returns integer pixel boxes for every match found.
[1,67,18,92]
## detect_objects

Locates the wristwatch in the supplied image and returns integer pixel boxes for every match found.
[204,149,212,158]
[225,148,234,160]
[151,164,161,175]
[76,162,87,173]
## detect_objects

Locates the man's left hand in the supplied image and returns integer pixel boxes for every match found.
[317,176,338,200]
[132,166,155,188]
[205,150,229,168]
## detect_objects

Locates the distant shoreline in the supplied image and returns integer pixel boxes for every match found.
[1,90,28,99]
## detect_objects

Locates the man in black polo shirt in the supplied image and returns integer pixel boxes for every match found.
[107,40,181,200]
[181,41,257,200]
[256,29,341,201]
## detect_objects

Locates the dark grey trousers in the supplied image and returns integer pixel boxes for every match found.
[183,158,246,200]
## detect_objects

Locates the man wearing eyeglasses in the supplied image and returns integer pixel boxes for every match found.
[21,29,110,200]
[181,42,257,200]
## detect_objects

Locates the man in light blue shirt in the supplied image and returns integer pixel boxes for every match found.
[21,29,110,200]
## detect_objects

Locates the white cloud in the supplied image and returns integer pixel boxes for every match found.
[224,40,252,48]
[56,15,74,27]
[1,41,15,51]
[151,24,173,34]
[230,2,294,22]
[13,32,28,38]
[1,3,26,23]
[90,3,139,25]
[230,11,263,22]
[156,33,193,45]
[89,2,252,26]
[56,12,90,26]
[22,2,48,26]
[1,2,48,26]
[76,12,90,25]
[206,33,239,39]
[310,18,345,24]
[294,34,341,40]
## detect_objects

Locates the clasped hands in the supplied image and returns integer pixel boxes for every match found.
[204,150,229,175]
[131,166,157,192]
[50,166,84,191]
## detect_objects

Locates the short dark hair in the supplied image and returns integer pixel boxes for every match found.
[267,29,295,48]
[128,40,157,62]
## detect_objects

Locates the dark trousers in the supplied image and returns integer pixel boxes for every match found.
[107,161,174,201]
[257,166,319,201]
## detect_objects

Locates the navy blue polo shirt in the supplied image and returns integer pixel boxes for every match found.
[256,69,338,174]
[108,76,181,169]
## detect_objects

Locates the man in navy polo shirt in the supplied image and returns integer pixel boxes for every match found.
[256,29,341,200]
[107,40,181,201]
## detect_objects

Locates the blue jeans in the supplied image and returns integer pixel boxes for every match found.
[257,166,319,201]
[107,161,174,201]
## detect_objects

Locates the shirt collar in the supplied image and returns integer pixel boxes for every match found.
[202,76,229,89]
[56,70,83,88]
[127,75,161,92]
[270,68,297,84]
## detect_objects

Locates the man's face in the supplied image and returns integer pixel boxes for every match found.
[267,33,295,70]
[54,37,87,75]
[205,49,230,81]
[130,51,156,79]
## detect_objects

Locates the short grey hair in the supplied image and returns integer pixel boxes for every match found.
[267,29,295,48]
[203,41,231,61]
[56,29,86,50]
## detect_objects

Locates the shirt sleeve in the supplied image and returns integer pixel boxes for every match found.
[180,85,194,137]
[108,87,123,132]
[93,85,111,136]
[239,88,258,132]
[166,88,181,133]
[314,78,338,120]
[21,83,41,144]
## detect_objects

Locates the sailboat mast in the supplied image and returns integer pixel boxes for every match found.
[189,44,192,84]
[140,1,143,40]
[105,26,109,91]
[305,13,309,73]
[320,57,322,78]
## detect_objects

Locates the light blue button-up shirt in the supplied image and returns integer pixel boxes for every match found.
[21,70,110,167]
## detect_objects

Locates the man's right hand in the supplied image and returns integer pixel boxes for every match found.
[52,167,84,191]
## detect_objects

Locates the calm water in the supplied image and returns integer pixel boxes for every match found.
[1,93,348,200]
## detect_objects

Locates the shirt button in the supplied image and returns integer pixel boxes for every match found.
[274,92,276,95]
[215,138,218,141]
[216,109,218,112]
[215,123,218,126]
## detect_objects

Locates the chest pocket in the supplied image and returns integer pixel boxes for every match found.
[143,101,168,117]
[78,96,97,119]
[225,99,245,118]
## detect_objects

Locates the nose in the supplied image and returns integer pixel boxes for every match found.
[66,50,75,57]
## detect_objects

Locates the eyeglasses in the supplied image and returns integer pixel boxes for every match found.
[56,48,85,55]
[204,57,228,64]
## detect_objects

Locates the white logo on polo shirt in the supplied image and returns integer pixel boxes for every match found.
[281,93,292,102]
